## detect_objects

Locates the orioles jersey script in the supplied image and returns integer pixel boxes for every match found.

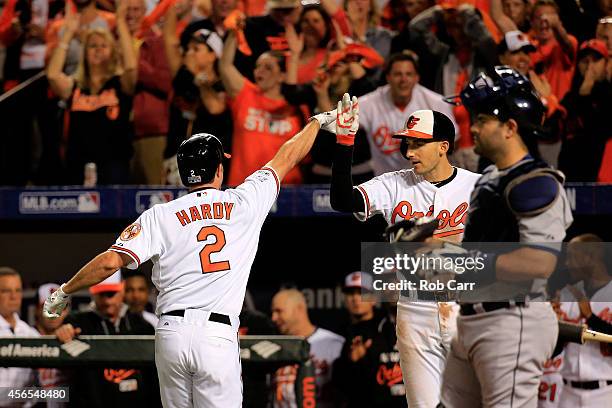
[355,167,480,240]
[358,84,457,175]
[108,167,280,317]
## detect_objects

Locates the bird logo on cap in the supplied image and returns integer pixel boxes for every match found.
[406,116,420,129]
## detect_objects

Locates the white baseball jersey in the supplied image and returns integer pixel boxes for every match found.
[355,167,480,240]
[0,314,39,407]
[358,84,458,176]
[271,327,345,408]
[559,281,612,382]
[109,167,280,318]
[538,353,564,408]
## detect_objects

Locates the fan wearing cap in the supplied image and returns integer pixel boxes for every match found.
[332,272,407,407]
[498,30,569,168]
[558,39,612,182]
[330,109,480,407]
[162,11,232,185]
[491,0,578,101]
[52,271,158,407]
[498,30,537,75]
[436,65,573,408]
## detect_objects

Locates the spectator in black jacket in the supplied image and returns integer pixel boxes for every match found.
[54,271,160,408]
[162,6,231,184]
[233,0,303,80]
[559,39,612,181]
[332,272,406,407]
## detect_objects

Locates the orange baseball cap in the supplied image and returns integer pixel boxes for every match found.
[579,39,609,59]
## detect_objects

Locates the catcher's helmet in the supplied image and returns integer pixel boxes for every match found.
[177,133,228,186]
[450,66,546,141]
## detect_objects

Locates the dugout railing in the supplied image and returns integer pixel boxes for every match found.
[0,335,315,406]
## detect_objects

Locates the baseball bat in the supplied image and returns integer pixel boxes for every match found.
[558,321,612,344]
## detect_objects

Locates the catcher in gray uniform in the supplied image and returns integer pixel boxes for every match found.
[429,66,574,408]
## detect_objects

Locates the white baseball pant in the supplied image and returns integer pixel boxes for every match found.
[396,300,458,408]
[154,309,242,408]
[559,382,612,408]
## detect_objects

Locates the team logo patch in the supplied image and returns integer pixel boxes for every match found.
[120,223,142,241]
[406,116,420,129]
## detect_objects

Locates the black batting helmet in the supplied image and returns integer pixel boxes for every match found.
[454,66,546,141]
[177,133,228,187]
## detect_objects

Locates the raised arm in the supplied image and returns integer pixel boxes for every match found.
[220,30,245,98]
[489,0,518,34]
[47,13,81,100]
[409,5,447,57]
[162,4,182,78]
[548,13,575,61]
[284,23,303,85]
[329,94,365,213]
[116,0,137,94]
[266,93,356,181]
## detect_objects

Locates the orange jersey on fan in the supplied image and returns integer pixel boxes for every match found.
[227,80,304,186]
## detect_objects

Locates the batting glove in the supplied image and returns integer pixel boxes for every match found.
[336,93,359,146]
[43,284,71,319]
[310,108,337,133]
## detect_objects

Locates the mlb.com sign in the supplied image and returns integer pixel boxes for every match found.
[19,192,100,214]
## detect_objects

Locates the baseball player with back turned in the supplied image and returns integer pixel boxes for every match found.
[42,93,360,408]
[330,108,479,407]
[435,66,573,408]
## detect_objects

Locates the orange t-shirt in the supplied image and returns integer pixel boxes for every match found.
[228,80,304,185]
[297,49,327,84]
[530,34,578,101]
[239,0,267,16]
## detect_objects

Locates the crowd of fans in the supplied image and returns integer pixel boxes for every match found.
[0,0,611,186]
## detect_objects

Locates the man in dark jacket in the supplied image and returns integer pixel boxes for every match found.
[332,272,406,407]
[54,271,160,407]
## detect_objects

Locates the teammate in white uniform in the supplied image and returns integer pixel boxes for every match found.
[558,234,612,408]
[358,52,457,176]
[42,94,360,408]
[538,353,564,408]
[330,109,479,407]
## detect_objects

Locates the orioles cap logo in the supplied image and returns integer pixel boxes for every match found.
[120,223,141,241]
[406,116,420,129]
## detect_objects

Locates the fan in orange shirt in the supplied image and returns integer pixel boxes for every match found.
[220,29,305,185]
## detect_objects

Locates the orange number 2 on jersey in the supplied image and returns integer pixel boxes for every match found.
[197,226,230,273]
